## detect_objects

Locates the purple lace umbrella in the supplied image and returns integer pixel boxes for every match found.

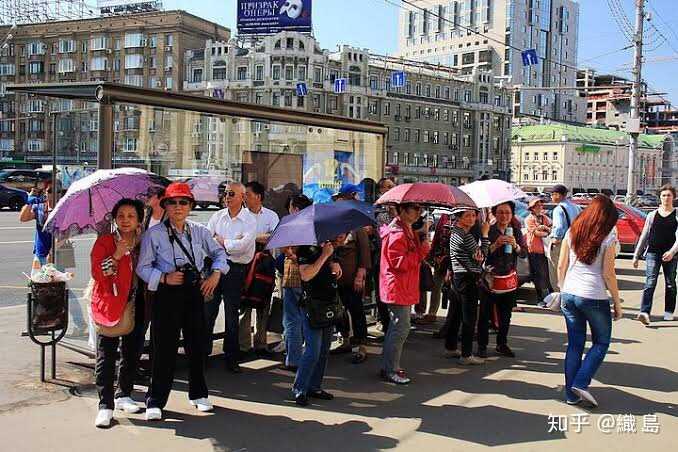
[44,168,168,239]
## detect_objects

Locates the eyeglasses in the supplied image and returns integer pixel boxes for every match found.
[224,191,237,198]
[165,199,191,206]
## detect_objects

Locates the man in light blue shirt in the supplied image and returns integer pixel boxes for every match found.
[548,184,582,290]
[136,182,228,421]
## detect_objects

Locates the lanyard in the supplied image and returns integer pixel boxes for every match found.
[165,220,197,270]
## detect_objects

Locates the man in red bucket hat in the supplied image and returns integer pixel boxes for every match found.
[137,182,229,421]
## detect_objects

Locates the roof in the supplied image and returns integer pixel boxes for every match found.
[512,124,669,149]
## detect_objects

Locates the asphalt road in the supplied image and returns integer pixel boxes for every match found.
[0,208,218,308]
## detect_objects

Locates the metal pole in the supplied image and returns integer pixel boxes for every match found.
[626,0,645,202]
[98,102,114,169]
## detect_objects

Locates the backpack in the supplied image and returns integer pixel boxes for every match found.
[241,251,275,309]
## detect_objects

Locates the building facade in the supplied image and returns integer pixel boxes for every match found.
[183,32,512,184]
[397,0,584,123]
[511,124,671,194]
[0,10,229,166]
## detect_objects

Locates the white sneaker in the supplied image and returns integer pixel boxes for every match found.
[114,397,141,414]
[95,409,113,428]
[571,387,598,408]
[459,355,485,365]
[637,312,650,325]
[189,397,214,412]
[145,407,162,421]
[664,312,674,321]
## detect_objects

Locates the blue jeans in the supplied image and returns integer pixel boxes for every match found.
[641,252,677,315]
[561,293,612,402]
[283,288,304,367]
[292,309,331,396]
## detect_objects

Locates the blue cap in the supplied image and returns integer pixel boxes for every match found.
[333,183,361,198]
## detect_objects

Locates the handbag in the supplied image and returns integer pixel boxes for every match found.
[482,267,519,294]
[419,262,434,292]
[242,251,276,308]
[267,296,284,334]
[302,290,344,329]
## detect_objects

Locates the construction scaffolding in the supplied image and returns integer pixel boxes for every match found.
[0,0,92,25]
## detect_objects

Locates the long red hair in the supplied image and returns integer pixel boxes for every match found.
[569,195,618,265]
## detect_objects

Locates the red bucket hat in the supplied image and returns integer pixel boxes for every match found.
[161,182,195,207]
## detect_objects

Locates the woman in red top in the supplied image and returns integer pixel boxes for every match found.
[379,203,431,384]
[525,198,554,304]
[91,198,145,428]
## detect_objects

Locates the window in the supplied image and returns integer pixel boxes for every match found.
[443,109,449,121]
[284,92,293,107]
[435,85,441,98]
[296,96,304,108]
[313,67,322,83]
[272,65,281,80]
[370,77,378,90]
[237,66,247,80]
[57,59,75,73]
[298,65,306,81]
[166,77,173,90]
[58,39,75,53]
[125,54,143,69]
[552,170,558,180]
[286,38,294,49]
[414,129,421,142]
[124,33,144,48]
[255,93,263,104]
[463,135,471,147]
[534,152,539,160]
[124,74,143,87]
[432,131,439,144]
[525,152,530,161]
[543,152,548,161]
[416,83,422,96]
[423,130,429,143]
[148,35,157,48]
[149,76,159,88]
[415,106,421,119]
[426,84,431,97]
[27,41,45,56]
[164,55,173,70]
[166,34,174,47]
[443,132,449,145]
[124,137,137,152]
[393,127,400,141]
[0,64,15,76]
[384,102,390,116]
[434,108,440,121]
[272,93,280,107]
[553,152,558,160]
[255,65,264,81]
[285,65,294,80]
[464,90,472,102]
[27,139,43,152]
[213,63,227,80]
[90,57,107,71]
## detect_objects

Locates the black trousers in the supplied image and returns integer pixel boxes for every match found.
[445,272,479,357]
[528,253,553,302]
[478,289,516,348]
[95,288,145,410]
[337,286,368,344]
[204,263,246,364]
[373,262,390,333]
[146,283,207,409]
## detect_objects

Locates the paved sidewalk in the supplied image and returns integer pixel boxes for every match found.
[1,259,676,451]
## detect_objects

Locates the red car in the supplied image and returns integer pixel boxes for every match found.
[543,200,646,253]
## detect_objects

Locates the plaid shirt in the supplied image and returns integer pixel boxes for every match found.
[282,256,302,288]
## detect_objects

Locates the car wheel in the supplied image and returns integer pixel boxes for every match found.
[9,197,24,211]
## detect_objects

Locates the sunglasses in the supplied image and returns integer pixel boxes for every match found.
[224,191,237,197]
[165,199,191,206]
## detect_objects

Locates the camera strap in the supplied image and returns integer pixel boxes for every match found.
[165,220,198,270]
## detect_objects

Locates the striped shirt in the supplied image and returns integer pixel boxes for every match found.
[449,226,490,274]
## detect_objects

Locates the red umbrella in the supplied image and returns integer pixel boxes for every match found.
[375,182,477,209]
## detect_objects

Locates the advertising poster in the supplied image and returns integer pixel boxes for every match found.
[237,0,312,35]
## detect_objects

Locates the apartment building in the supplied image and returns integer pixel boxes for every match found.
[183,32,512,184]
[0,10,229,166]
[397,0,584,123]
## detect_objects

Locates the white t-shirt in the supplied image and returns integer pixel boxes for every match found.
[248,206,279,235]
[561,231,617,300]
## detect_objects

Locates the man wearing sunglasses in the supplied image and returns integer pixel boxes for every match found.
[206,182,257,373]
[136,182,228,420]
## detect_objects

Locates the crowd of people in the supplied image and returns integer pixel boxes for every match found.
[31,176,673,428]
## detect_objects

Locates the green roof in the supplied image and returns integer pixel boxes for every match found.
[512,124,668,149]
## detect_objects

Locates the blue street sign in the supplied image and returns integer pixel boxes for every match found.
[296,82,308,97]
[212,88,224,99]
[334,78,347,93]
[521,49,539,66]
[391,71,406,88]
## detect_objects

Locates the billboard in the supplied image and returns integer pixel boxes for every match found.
[237,0,312,35]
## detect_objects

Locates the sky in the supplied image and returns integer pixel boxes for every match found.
[164,0,678,104]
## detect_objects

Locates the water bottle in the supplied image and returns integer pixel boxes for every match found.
[504,226,513,254]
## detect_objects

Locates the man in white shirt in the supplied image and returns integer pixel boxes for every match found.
[240,181,280,358]
[205,182,256,373]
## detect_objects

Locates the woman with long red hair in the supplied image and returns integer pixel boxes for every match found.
[558,195,623,408]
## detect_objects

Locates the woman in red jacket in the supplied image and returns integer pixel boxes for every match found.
[91,198,145,428]
[379,203,431,385]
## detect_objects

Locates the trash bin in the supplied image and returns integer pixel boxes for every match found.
[29,281,68,334]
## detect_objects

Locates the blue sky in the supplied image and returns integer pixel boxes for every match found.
[165,0,678,104]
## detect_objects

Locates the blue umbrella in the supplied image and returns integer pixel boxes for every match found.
[265,200,375,250]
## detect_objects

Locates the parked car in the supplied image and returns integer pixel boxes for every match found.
[0,169,52,192]
[0,184,28,210]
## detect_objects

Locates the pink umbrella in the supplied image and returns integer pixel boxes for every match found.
[375,182,476,209]
[459,179,528,208]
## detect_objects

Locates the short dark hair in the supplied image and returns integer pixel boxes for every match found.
[112,198,144,223]
[288,194,312,211]
[491,201,515,215]
[149,186,165,198]
[245,181,266,201]
[377,177,395,191]
[658,184,676,198]
[552,184,568,195]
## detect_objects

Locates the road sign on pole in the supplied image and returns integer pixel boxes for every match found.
[391,71,406,88]
[334,78,347,93]
[296,82,308,97]
[521,49,539,66]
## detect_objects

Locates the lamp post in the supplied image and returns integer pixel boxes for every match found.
[560,134,568,188]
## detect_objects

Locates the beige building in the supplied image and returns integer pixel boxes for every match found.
[183,32,512,184]
[0,10,229,167]
[397,0,584,123]
[511,123,672,194]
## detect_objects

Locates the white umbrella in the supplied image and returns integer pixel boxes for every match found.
[459,179,528,208]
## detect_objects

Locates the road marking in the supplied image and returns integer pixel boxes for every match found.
[0,226,33,230]
[0,304,23,311]
[0,237,95,245]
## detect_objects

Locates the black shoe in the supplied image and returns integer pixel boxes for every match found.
[477,346,488,359]
[225,361,243,373]
[496,344,515,358]
[330,342,352,355]
[255,348,274,359]
[295,393,309,406]
[309,389,334,400]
